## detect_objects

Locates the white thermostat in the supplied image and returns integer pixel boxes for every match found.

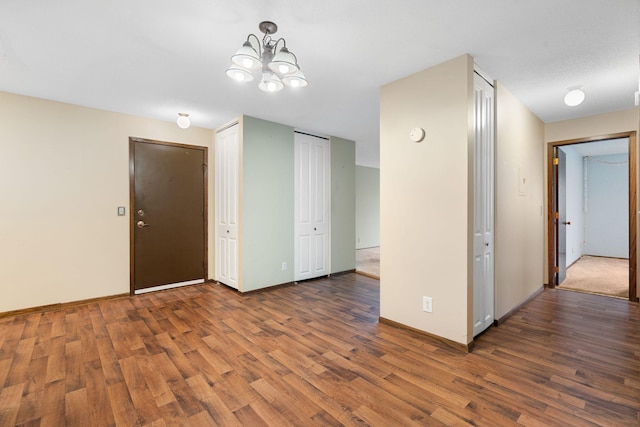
[409,127,425,142]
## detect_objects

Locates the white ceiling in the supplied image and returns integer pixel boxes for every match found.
[1,1,638,167]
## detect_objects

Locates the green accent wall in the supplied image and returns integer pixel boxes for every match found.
[238,116,356,290]
[241,116,294,291]
[330,136,356,274]
[356,166,380,249]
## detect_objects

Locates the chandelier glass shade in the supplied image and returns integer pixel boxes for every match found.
[226,21,307,92]
[225,66,254,82]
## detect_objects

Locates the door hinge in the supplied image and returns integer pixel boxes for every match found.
[554,266,559,273]
[553,157,559,165]
[555,211,559,220]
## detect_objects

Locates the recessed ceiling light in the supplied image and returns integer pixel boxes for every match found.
[564,89,585,107]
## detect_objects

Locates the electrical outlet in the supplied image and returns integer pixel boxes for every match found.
[423,296,432,313]
[282,262,287,271]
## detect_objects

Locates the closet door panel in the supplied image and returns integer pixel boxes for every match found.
[215,124,239,289]
[473,73,495,336]
[295,133,330,281]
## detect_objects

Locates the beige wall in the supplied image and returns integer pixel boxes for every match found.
[0,91,213,312]
[0,92,358,311]
[495,83,545,318]
[545,108,639,142]
[380,55,548,345]
[380,55,474,345]
[543,107,640,298]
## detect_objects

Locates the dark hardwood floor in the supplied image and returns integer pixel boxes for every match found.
[0,274,638,426]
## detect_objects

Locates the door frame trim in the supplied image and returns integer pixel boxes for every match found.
[129,137,208,295]
[546,131,637,301]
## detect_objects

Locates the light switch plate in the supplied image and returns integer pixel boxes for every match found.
[423,296,433,313]
[117,206,126,216]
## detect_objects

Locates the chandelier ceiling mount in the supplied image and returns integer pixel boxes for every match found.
[258,21,278,36]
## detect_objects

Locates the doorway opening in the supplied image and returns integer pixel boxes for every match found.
[355,246,380,279]
[355,164,380,280]
[547,131,638,301]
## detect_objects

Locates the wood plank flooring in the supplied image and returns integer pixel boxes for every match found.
[0,274,639,426]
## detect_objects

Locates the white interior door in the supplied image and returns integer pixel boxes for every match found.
[556,148,567,285]
[473,71,495,337]
[295,132,330,281]
[215,124,239,289]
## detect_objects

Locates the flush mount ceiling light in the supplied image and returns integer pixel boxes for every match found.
[226,21,308,93]
[176,113,191,129]
[564,88,585,107]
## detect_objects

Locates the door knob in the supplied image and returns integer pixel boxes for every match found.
[137,220,150,228]
[562,221,571,225]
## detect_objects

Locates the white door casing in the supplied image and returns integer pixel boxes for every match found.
[215,124,240,289]
[294,132,330,281]
[473,71,495,337]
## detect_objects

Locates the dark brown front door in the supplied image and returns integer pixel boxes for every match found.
[130,137,207,292]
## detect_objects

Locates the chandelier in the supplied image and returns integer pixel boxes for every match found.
[225,21,308,93]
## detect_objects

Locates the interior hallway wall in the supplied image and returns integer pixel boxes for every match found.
[331,137,356,274]
[380,56,547,343]
[0,91,213,313]
[380,54,473,345]
[238,120,356,290]
[241,116,295,292]
[494,83,545,320]
[355,166,380,249]
[583,153,628,258]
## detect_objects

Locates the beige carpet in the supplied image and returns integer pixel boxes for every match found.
[558,255,628,298]
[356,246,380,279]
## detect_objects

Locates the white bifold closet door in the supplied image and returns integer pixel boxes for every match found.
[215,123,240,289]
[472,70,495,337]
[294,132,330,281]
